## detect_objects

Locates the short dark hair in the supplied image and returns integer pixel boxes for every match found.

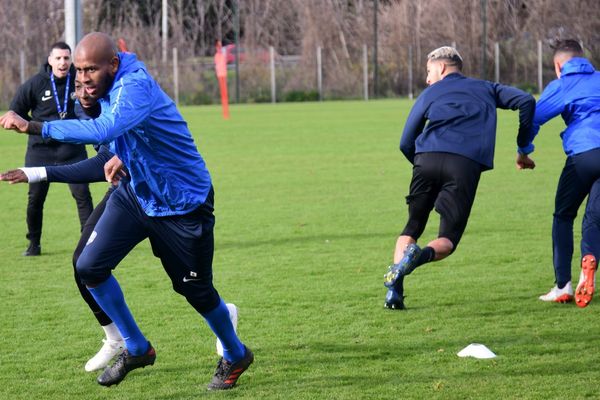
[49,41,72,55]
[551,39,583,57]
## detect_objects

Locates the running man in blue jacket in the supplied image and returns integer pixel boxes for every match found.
[522,40,600,307]
[1,32,252,390]
[2,78,238,372]
[383,46,536,310]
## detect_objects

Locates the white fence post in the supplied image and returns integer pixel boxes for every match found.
[317,46,323,101]
[363,44,368,101]
[20,50,26,84]
[408,45,413,100]
[494,42,500,82]
[172,47,179,106]
[537,40,543,93]
[64,0,83,52]
[270,46,276,103]
[162,0,168,63]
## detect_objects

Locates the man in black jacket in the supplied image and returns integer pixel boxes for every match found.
[11,41,93,256]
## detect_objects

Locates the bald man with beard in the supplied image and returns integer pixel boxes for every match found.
[0,32,253,391]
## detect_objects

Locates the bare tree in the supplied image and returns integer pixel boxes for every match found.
[1,0,599,107]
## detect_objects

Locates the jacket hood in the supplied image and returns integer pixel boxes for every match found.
[561,57,595,76]
[39,63,51,76]
[114,52,147,82]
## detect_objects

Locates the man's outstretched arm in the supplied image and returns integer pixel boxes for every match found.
[0,147,115,185]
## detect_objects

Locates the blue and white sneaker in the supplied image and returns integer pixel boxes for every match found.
[383,243,421,288]
[384,278,405,310]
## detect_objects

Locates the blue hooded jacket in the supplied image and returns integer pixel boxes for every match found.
[42,52,212,217]
[524,57,600,156]
[400,73,535,170]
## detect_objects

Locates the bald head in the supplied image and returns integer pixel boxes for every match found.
[75,32,118,65]
[74,32,120,101]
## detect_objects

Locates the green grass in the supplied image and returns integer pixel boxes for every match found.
[0,100,598,399]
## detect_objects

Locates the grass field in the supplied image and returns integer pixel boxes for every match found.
[0,100,598,400]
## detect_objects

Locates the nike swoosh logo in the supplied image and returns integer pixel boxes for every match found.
[183,277,202,282]
[41,95,53,102]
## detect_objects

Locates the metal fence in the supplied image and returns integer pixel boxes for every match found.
[5,39,596,109]
[146,40,570,107]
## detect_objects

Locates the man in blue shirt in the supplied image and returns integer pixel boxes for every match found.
[383,46,536,310]
[1,32,252,390]
[521,40,600,307]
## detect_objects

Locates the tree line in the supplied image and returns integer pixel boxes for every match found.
[1,0,599,107]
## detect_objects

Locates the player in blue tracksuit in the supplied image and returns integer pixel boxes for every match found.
[0,32,252,390]
[382,46,536,310]
[520,40,600,307]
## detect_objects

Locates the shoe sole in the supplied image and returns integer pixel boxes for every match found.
[575,255,597,308]
[384,302,405,310]
[384,286,405,310]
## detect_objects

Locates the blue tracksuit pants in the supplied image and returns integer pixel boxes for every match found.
[553,148,600,287]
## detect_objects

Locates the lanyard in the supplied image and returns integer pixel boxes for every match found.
[50,72,70,119]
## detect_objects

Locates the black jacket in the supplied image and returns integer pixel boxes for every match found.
[10,63,87,165]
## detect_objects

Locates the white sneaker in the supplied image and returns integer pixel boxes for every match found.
[538,282,574,303]
[216,303,239,357]
[84,338,125,372]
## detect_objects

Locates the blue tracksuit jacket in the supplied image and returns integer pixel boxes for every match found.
[526,57,600,156]
[400,73,535,170]
[42,52,212,216]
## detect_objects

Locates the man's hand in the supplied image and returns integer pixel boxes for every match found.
[516,153,536,170]
[104,155,127,185]
[0,111,29,133]
[0,169,28,184]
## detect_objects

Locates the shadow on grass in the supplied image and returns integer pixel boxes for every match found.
[216,231,393,250]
